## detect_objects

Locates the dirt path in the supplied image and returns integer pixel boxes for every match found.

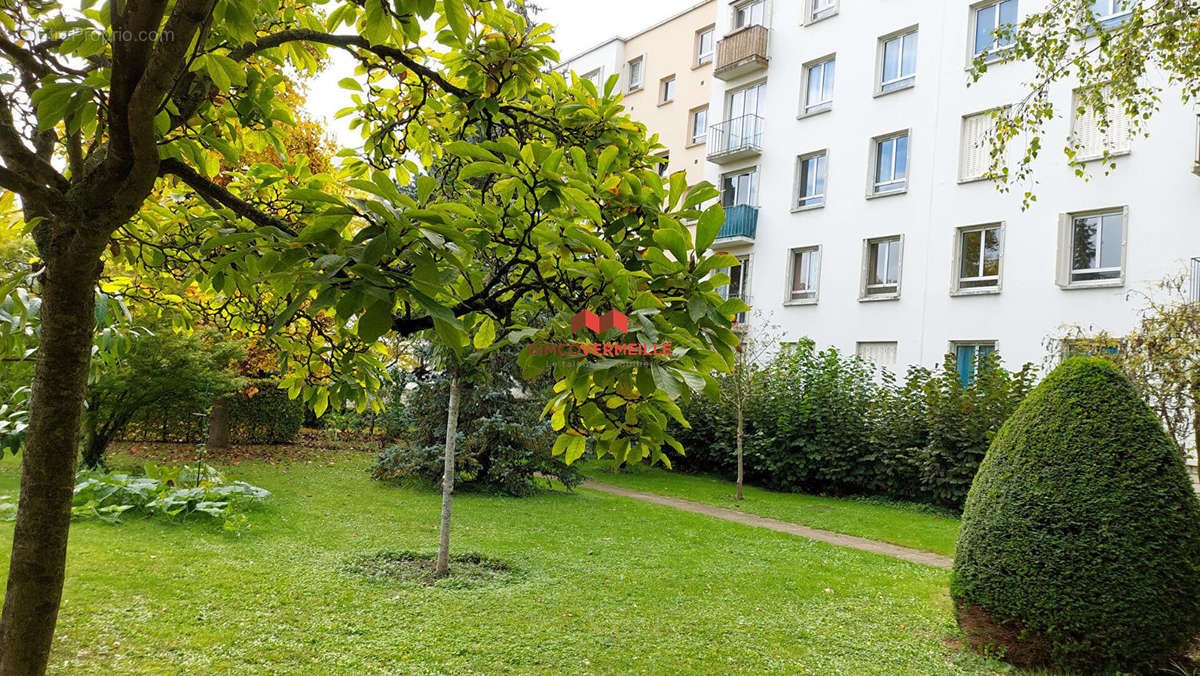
[583,481,953,570]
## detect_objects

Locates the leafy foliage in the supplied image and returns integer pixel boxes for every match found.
[123,379,306,447]
[952,357,1200,670]
[0,463,269,533]
[971,0,1200,204]
[673,341,1035,509]
[372,348,581,495]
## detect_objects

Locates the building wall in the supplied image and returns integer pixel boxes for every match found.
[704,0,1200,373]
[554,1,716,187]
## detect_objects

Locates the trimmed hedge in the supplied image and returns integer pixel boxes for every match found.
[124,379,304,445]
[951,357,1200,671]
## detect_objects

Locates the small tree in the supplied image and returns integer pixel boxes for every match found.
[720,314,780,500]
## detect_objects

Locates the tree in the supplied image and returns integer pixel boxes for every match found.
[973,0,1200,204]
[0,1,740,670]
[1054,272,1200,480]
[952,357,1200,671]
[719,314,779,500]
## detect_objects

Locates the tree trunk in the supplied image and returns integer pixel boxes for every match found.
[435,374,462,578]
[736,404,745,501]
[0,246,102,674]
[207,397,231,450]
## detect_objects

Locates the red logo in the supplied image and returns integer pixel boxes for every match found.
[571,309,628,335]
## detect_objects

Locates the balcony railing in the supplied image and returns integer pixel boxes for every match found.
[715,204,758,243]
[706,114,763,163]
[1191,257,1200,303]
[714,25,769,80]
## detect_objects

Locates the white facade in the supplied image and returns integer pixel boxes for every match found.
[704,0,1200,375]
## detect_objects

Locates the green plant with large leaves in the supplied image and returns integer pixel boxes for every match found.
[0,0,741,668]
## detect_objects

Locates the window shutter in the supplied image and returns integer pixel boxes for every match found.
[960,113,990,180]
[1106,104,1132,153]
[1056,213,1071,287]
[1073,102,1102,158]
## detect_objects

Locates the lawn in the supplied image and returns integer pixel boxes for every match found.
[0,448,1007,674]
[579,461,962,558]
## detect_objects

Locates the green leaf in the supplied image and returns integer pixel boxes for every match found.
[597,145,618,176]
[694,205,725,254]
[652,365,682,400]
[564,435,587,464]
[337,77,363,92]
[358,299,394,343]
[443,0,472,44]
[473,317,496,349]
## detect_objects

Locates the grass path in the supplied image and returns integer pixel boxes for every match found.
[583,480,953,569]
[578,462,962,558]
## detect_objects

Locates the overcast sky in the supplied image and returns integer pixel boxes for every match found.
[305,0,700,151]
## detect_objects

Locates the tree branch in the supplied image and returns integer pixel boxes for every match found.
[158,157,298,237]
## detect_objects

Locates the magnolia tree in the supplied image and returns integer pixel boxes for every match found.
[0,0,742,671]
[973,0,1200,204]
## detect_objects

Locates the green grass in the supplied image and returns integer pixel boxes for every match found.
[579,461,962,558]
[0,450,1007,674]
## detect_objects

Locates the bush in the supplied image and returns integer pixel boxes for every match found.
[0,462,269,532]
[673,341,1035,510]
[372,349,582,496]
[124,378,304,446]
[951,357,1200,671]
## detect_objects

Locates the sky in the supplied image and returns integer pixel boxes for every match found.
[304,0,701,151]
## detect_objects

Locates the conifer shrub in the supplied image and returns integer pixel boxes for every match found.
[951,356,1200,671]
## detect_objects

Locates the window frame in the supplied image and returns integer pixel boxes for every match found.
[860,235,904,301]
[799,54,836,118]
[1056,206,1129,289]
[626,56,644,92]
[785,246,821,305]
[805,0,839,25]
[856,341,899,369]
[970,0,1018,64]
[688,105,709,146]
[950,341,998,386]
[1090,0,1132,29]
[580,68,603,89]
[876,27,919,96]
[721,168,760,208]
[695,26,716,65]
[659,75,676,105]
[952,223,1005,296]
[867,130,911,197]
[792,150,828,211]
[733,0,767,29]
[720,254,753,323]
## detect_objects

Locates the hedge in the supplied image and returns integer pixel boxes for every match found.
[951,357,1200,670]
[123,379,304,445]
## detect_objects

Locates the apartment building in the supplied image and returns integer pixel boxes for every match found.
[702,0,1200,379]
[552,1,716,186]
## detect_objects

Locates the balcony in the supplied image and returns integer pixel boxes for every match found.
[706,115,763,164]
[714,204,758,245]
[714,25,769,81]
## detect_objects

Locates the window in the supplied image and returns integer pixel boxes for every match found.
[856,342,897,369]
[794,151,827,209]
[960,110,998,181]
[660,76,676,104]
[953,342,996,386]
[627,57,644,91]
[973,0,1017,60]
[802,57,835,115]
[871,132,909,195]
[696,27,715,65]
[955,224,1002,292]
[788,247,820,303]
[863,236,902,299]
[721,169,758,207]
[808,0,838,23]
[721,255,751,323]
[690,106,708,144]
[1058,208,1126,286]
[734,0,766,29]
[1091,0,1131,28]
[1071,89,1132,159]
[878,29,918,94]
[581,68,602,88]
[655,152,670,178]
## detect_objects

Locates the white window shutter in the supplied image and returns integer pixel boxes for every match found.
[960,113,990,180]
[1105,104,1132,153]
[1073,101,1102,158]
[1056,213,1071,287]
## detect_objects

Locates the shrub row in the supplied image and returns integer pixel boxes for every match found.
[123,379,304,445]
[673,340,1037,510]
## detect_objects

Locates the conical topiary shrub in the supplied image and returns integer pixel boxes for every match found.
[951,356,1200,671]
